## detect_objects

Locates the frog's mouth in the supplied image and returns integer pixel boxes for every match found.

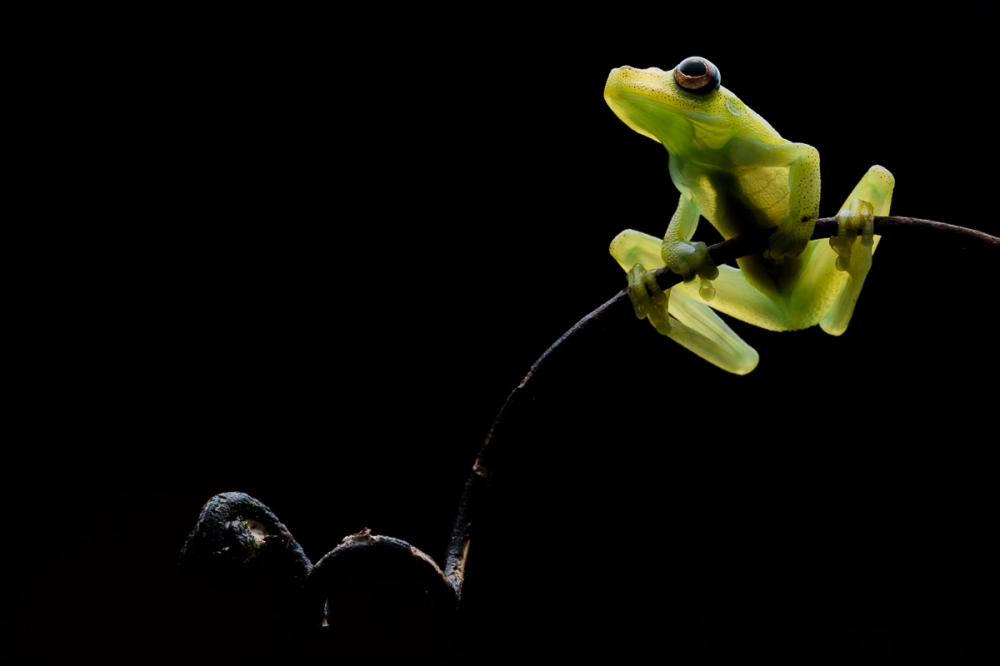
[608,92,724,151]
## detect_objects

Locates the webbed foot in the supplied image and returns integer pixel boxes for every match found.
[830,197,875,273]
[765,226,811,266]
[661,240,719,302]
[627,263,671,335]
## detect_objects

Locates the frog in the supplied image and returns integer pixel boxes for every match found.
[605,56,894,374]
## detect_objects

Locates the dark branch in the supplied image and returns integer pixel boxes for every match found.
[648,216,999,292]
[179,492,313,623]
[444,216,1000,598]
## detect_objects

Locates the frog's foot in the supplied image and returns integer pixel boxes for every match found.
[820,167,891,336]
[830,197,875,273]
[627,263,671,335]
[764,227,811,266]
[661,240,719,302]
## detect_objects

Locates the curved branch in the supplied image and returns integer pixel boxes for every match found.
[648,216,999,292]
[443,216,999,598]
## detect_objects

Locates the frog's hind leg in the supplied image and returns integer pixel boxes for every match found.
[820,165,895,335]
[666,289,759,375]
[611,229,759,374]
[614,226,803,329]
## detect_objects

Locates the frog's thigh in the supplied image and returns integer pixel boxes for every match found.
[666,290,759,375]
[673,266,794,331]
[818,166,895,335]
[616,229,800,331]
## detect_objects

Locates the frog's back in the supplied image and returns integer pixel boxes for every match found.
[677,93,797,238]
[687,159,792,241]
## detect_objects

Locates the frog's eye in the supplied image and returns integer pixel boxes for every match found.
[674,57,720,95]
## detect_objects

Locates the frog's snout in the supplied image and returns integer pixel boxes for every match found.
[612,66,665,75]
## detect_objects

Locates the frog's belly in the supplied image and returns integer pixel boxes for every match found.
[702,174,802,299]
[736,252,804,300]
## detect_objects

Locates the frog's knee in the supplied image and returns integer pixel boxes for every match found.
[870,165,895,188]
[848,166,895,218]
[610,229,663,273]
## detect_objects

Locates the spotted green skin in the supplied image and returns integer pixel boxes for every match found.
[605,63,894,374]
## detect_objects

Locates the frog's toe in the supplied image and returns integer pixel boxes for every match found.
[766,230,807,262]
[626,265,649,318]
[698,277,716,302]
[696,261,719,301]
[831,198,875,272]
[627,263,671,335]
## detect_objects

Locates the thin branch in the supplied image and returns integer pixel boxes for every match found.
[648,216,998,292]
[443,216,999,598]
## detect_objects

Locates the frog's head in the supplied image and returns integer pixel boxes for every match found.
[605,57,771,154]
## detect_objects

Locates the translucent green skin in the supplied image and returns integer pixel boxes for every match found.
[605,64,894,374]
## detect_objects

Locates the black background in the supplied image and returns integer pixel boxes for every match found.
[14,9,998,664]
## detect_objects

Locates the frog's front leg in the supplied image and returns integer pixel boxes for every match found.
[617,194,716,334]
[756,142,822,263]
[660,194,720,300]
